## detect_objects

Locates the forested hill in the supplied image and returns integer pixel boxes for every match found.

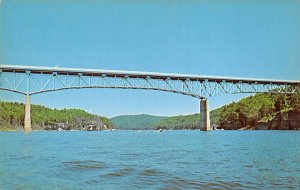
[111,114,166,130]
[219,93,300,130]
[154,107,223,130]
[155,93,300,130]
[110,108,222,130]
[0,101,114,131]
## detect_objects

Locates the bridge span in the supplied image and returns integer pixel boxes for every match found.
[1,65,299,131]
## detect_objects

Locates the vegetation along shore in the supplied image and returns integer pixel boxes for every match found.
[1,93,299,131]
[0,102,114,131]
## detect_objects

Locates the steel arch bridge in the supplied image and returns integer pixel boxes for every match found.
[1,65,300,131]
[0,65,299,98]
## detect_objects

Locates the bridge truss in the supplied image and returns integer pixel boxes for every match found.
[1,65,299,98]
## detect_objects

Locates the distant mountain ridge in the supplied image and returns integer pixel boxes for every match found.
[110,108,222,130]
[155,107,223,130]
[110,114,166,130]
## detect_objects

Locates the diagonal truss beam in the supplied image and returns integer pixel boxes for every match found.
[0,65,299,98]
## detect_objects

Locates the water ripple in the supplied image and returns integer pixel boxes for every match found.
[102,167,135,178]
[139,169,161,176]
[1,131,300,189]
[62,160,106,171]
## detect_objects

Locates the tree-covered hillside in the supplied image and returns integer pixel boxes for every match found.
[154,114,200,130]
[0,101,114,131]
[154,94,299,130]
[154,107,223,130]
[219,93,300,130]
[111,114,166,130]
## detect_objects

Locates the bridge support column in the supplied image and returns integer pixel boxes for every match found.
[200,99,210,131]
[24,95,32,132]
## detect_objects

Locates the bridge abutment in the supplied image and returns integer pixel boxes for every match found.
[200,99,210,131]
[24,95,32,131]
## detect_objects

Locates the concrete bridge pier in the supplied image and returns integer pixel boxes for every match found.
[24,95,32,131]
[200,99,210,131]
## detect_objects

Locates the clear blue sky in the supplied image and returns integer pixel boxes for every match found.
[1,0,300,117]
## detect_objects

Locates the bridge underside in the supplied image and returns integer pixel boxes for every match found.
[0,65,299,131]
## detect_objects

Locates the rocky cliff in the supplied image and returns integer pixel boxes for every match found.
[265,110,300,130]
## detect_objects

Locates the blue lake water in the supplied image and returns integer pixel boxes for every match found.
[0,130,300,189]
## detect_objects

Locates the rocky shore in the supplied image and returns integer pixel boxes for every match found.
[43,120,110,131]
[236,110,300,130]
[258,110,300,130]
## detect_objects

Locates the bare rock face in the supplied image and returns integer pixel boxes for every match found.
[44,122,68,130]
[268,110,300,130]
[102,124,108,130]
[222,110,300,130]
[256,123,268,130]
[86,125,98,131]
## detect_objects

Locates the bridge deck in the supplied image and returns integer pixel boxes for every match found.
[0,64,299,85]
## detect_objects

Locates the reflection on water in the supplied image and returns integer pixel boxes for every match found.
[0,131,300,189]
